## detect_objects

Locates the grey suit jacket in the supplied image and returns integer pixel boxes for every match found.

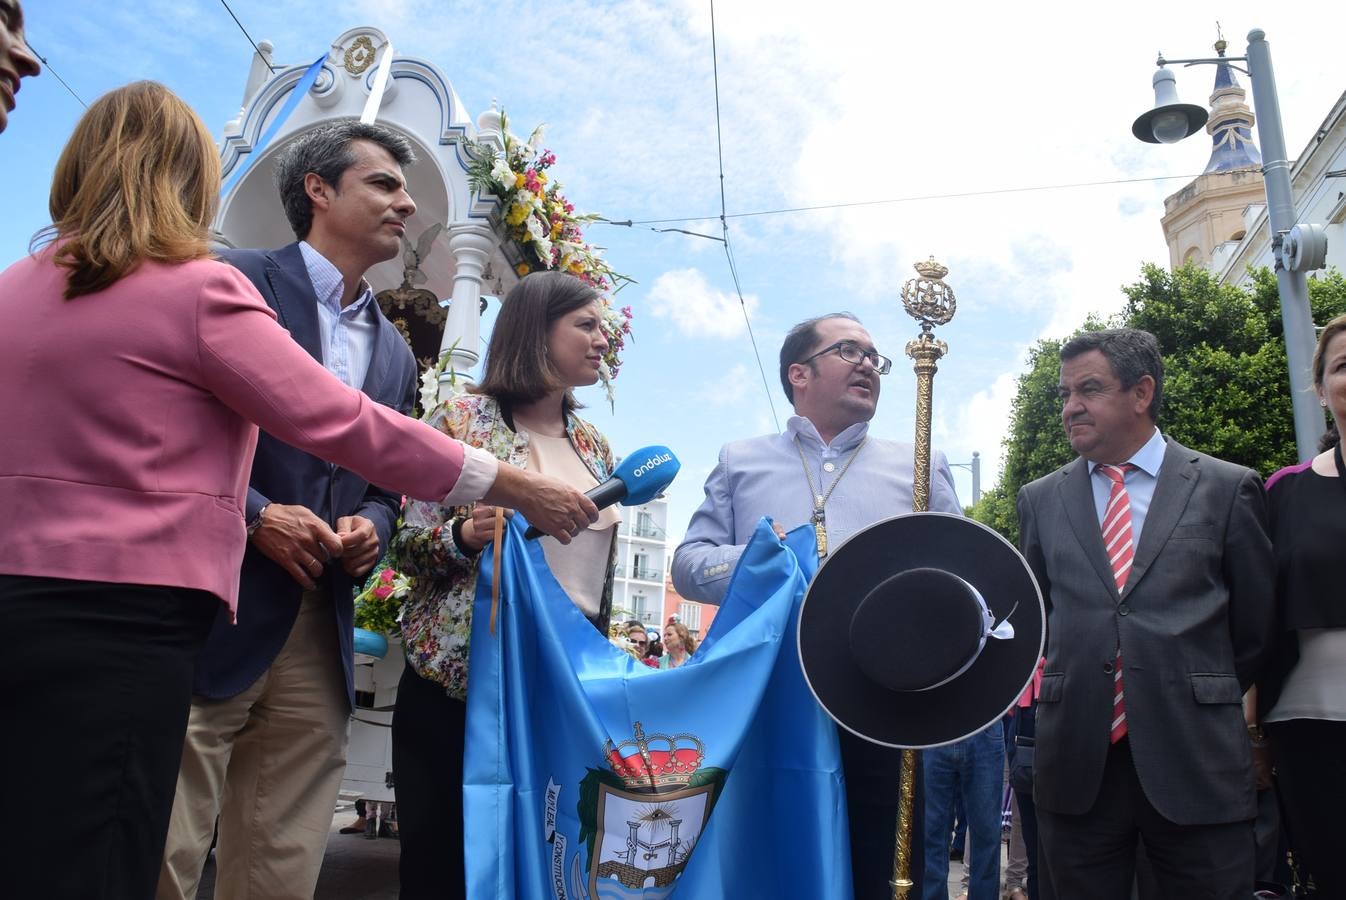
[1016,436,1274,825]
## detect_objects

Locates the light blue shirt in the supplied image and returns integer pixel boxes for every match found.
[299,241,378,390]
[672,415,963,605]
[1087,427,1165,543]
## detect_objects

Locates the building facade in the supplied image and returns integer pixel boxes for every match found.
[611,495,670,630]
[1157,46,1346,286]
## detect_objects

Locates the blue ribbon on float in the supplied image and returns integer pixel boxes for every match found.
[220,54,327,199]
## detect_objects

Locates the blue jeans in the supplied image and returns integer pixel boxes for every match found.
[922,720,1005,900]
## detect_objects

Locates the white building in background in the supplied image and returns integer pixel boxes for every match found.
[1158,50,1346,284]
[611,495,669,629]
[1215,89,1346,287]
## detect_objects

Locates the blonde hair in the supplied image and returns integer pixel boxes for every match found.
[43,81,219,298]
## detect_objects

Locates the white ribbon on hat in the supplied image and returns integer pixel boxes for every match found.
[914,575,1017,693]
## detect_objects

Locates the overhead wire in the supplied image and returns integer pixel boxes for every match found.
[599,172,1204,229]
[23,39,86,108]
[219,0,278,72]
[708,0,780,432]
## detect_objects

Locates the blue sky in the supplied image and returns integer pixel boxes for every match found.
[5,0,1345,542]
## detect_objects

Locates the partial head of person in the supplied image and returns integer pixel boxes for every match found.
[1057,328,1163,465]
[0,0,41,134]
[273,120,416,273]
[624,620,648,652]
[43,81,219,299]
[779,313,892,442]
[663,621,696,656]
[1312,313,1346,438]
[472,271,609,414]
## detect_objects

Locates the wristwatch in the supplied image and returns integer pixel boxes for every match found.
[246,503,270,537]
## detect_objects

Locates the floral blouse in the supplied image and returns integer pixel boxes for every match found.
[390,394,617,699]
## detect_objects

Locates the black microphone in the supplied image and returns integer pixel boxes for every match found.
[524,446,680,539]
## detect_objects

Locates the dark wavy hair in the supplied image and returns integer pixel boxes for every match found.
[471,271,602,414]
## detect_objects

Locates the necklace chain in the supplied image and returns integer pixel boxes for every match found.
[794,434,867,558]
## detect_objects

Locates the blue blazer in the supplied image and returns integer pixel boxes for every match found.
[193,243,418,708]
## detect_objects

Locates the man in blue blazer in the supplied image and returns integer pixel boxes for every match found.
[158,122,421,900]
[673,312,963,899]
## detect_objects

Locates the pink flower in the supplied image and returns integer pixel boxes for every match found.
[379,568,395,584]
[372,584,394,600]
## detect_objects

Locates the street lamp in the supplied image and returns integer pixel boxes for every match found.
[948,452,982,505]
[1132,29,1328,460]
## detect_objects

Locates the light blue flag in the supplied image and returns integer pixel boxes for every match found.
[463,517,852,899]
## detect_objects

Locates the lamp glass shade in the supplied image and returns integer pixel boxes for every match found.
[1150,109,1193,143]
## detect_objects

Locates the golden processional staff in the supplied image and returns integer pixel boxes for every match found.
[890,257,957,898]
[797,259,1046,900]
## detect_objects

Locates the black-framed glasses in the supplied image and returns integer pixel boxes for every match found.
[800,340,893,375]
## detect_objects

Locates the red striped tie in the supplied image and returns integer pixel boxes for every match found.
[1099,463,1135,744]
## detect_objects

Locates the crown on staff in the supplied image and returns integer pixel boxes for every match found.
[603,722,705,790]
[913,256,949,279]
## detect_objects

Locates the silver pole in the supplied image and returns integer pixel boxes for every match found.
[971,451,981,505]
[1246,28,1325,459]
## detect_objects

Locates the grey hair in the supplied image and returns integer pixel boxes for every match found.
[273,120,416,239]
[778,312,862,403]
[1060,328,1164,422]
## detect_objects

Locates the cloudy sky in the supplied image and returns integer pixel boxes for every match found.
[5,0,1345,542]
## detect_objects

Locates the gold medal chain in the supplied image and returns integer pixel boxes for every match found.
[794,434,867,558]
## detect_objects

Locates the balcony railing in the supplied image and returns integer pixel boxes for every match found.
[630,567,662,582]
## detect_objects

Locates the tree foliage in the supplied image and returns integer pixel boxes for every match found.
[969,264,1346,542]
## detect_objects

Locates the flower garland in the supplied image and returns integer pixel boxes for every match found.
[467,110,634,409]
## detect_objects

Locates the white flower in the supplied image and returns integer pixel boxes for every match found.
[489,156,514,189]
[418,366,440,415]
[527,123,547,151]
[525,215,546,242]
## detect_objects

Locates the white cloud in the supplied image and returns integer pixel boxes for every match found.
[647,268,759,338]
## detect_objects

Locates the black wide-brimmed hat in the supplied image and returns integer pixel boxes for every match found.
[798,512,1044,749]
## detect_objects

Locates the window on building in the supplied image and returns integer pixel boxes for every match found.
[631,594,651,622]
[678,602,701,633]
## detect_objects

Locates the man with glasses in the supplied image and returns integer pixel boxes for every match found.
[672,312,961,898]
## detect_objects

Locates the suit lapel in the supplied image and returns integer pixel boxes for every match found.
[1123,437,1198,597]
[1057,457,1121,600]
[263,243,323,363]
[360,315,397,402]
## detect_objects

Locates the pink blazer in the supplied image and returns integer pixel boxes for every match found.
[0,250,466,613]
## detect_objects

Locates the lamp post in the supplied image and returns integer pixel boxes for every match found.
[1133,29,1327,460]
[949,452,982,505]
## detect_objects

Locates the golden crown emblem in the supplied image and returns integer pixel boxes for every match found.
[913,257,949,280]
[603,722,706,791]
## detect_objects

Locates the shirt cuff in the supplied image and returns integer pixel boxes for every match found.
[442,445,499,506]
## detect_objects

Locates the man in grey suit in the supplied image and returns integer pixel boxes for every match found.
[1016,328,1274,899]
[672,312,962,898]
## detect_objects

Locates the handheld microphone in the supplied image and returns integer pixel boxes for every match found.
[524,446,680,540]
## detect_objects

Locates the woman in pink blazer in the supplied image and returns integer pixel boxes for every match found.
[0,82,597,899]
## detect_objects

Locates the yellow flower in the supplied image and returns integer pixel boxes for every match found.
[514,173,525,188]
[516,262,531,277]
[505,201,531,226]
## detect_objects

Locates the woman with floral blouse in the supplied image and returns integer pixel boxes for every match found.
[388,271,620,898]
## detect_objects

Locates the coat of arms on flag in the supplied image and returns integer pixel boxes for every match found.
[464,517,852,899]
[577,723,725,896]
